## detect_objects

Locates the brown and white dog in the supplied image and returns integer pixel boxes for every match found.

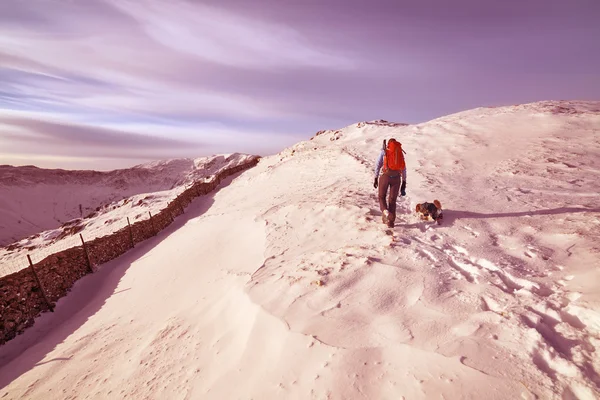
[415,200,443,224]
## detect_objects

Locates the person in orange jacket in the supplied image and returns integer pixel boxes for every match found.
[374,139,406,228]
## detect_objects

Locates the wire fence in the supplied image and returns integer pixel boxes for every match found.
[0,157,260,345]
[0,258,26,279]
[0,217,130,279]
[0,158,257,281]
[0,180,203,279]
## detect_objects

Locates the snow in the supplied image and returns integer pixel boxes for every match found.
[0,153,256,274]
[1,100,600,399]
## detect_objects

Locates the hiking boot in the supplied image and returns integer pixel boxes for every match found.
[382,210,389,224]
[387,212,395,228]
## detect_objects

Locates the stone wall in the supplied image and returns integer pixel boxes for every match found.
[0,158,259,345]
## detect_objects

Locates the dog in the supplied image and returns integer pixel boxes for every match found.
[415,200,443,224]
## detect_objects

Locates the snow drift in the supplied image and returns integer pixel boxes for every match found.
[1,100,599,399]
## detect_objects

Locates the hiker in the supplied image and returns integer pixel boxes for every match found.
[373,139,406,228]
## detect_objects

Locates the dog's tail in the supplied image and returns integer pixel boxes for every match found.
[433,200,442,210]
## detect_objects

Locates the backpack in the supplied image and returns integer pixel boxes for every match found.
[383,139,406,171]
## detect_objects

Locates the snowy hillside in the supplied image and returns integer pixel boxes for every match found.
[0,154,256,270]
[0,154,254,247]
[1,101,599,399]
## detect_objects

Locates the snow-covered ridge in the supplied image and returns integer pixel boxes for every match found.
[425,100,600,125]
[239,100,600,398]
[0,153,255,250]
[0,154,252,188]
[312,119,409,142]
[1,100,599,399]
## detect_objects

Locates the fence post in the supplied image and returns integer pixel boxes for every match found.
[127,217,135,248]
[27,255,54,312]
[149,211,157,236]
[80,234,94,274]
[168,203,175,223]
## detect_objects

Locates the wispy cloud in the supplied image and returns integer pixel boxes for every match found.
[0,0,598,170]
[0,116,193,149]
[0,0,353,159]
[109,0,354,70]
[0,108,304,168]
[0,110,202,160]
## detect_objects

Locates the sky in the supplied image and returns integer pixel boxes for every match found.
[1,0,599,170]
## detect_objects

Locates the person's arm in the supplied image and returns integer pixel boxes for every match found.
[374,150,384,179]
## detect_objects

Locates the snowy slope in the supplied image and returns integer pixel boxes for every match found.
[0,153,256,272]
[0,154,254,246]
[1,101,599,399]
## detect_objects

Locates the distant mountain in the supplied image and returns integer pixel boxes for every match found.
[0,154,256,246]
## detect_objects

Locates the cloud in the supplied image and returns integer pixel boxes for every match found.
[0,0,336,123]
[108,0,354,70]
[0,0,598,170]
[0,110,203,161]
[0,109,305,169]
[0,0,336,168]
[0,0,354,89]
[0,117,192,149]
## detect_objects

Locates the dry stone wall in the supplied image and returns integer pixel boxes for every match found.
[0,157,260,345]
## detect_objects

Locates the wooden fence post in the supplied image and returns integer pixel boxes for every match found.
[27,255,54,312]
[127,217,135,248]
[149,211,157,236]
[80,234,94,274]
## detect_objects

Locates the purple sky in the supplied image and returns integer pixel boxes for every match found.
[1,0,599,170]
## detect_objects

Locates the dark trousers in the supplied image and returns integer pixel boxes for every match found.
[378,173,400,223]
